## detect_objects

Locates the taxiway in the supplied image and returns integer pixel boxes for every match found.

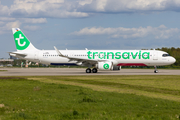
[0,68,179,76]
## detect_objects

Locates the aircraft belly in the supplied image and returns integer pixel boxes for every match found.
[116,59,152,66]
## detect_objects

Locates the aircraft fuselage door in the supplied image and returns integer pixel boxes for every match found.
[153,51,158,60]
[34,51,39,60]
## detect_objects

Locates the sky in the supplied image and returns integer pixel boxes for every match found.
[0,0,180,58]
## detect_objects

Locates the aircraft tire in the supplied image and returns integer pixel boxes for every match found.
[86,68,91,73]
[92,68,98,73]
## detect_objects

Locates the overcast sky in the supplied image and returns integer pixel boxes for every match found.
[1,0,180,58]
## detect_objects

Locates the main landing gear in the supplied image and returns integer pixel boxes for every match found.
[154,66,158,73]
[86,68,98,73]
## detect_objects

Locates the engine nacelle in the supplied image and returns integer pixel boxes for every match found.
[98,62,113,70]
[76,62,83,66]
[113,66,121,70]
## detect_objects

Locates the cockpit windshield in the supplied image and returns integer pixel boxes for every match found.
[162,54,170,57]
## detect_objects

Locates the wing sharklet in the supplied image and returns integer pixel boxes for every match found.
[54,46,68,58]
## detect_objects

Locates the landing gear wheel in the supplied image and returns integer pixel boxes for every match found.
[92,68,98,73]
[154,66,158,73]
[86,68,91,73]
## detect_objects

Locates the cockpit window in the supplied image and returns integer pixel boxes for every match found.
[162,54,170,57]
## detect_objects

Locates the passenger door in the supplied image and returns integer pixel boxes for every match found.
[34,51,39,60]
[153,51,158,60]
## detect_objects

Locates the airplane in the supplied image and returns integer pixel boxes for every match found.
[9,28,176,73]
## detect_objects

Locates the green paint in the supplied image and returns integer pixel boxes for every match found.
[103,63,109,69]
[107,52,114,59]
[131,52,138,59]
[98,52,105,59]
[14,31,30,50]
[93,52,98,59]
[87,51,150,60]
[115,52,121,59]
[142,52,150,59]
[122,52,130,59]
[87,51,92,59]
[139,51,141,59]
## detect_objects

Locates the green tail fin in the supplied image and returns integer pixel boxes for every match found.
[12,28,37,51]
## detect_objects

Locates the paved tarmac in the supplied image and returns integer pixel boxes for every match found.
[0,68,179,76]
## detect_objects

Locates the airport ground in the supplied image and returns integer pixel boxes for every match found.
[0,68,180,76]
[0,68,180,119]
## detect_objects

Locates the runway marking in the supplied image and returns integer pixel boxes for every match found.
[28,77,180,102]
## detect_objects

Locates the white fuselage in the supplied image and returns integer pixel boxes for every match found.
[16,49,176,67]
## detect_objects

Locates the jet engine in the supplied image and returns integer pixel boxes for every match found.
[98,62,113,70]
[113,66,121,70]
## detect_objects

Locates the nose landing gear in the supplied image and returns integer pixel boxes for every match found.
[154,66,158,73]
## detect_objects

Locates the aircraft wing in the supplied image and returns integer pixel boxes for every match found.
[54,46,106,65]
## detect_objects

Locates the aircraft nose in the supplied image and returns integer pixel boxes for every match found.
[170,57,176,64]
[173,57,176,63]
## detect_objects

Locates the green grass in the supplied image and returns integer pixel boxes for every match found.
[0,70,7,72]
[0,76,180,119]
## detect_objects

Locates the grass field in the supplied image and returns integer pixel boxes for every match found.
[0,75,180,120]
[0,70,7,72]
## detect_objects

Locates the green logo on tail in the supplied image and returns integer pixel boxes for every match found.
[14,31,30,50]
[103,63,109,69]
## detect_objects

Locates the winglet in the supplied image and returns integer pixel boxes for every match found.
[54,46,66,57]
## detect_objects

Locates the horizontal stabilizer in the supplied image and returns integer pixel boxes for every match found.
[8,52,27,57]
